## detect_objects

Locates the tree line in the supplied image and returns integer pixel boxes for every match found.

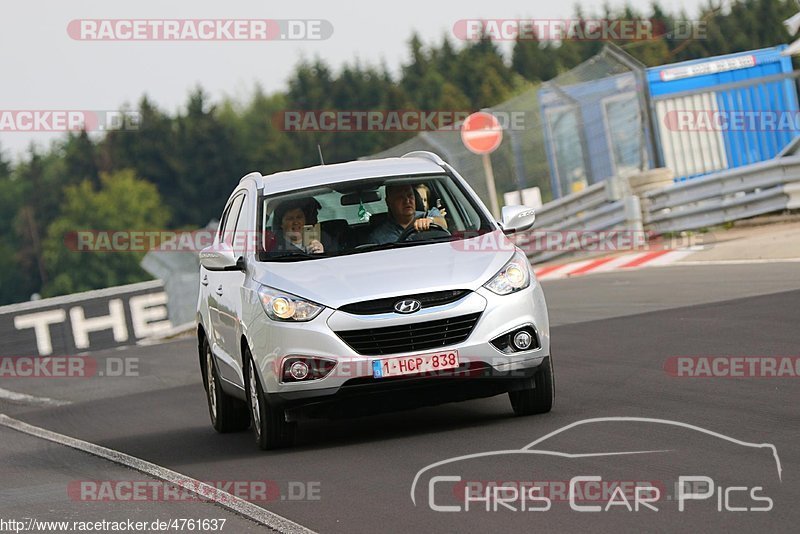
[0,0,796,305]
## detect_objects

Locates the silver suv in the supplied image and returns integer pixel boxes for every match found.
[197,152,553,449]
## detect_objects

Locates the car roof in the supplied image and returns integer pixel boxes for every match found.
[253,157,445,195]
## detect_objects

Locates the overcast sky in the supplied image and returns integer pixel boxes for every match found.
[1,0,709,160]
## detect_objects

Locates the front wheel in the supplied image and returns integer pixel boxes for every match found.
[244,349,297,450]
[509,356,555,416]
[203,339,250,433]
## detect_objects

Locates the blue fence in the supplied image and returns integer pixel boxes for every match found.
[648,45,800,181]
[539,71,657,198]
[540,45,800,197]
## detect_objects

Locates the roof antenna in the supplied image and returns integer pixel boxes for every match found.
[317,144,325,165]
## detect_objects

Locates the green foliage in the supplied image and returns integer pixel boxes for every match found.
[0,147,39,304]
[512,37,560,82]
[40,170,169,297]
[63,131,100,188]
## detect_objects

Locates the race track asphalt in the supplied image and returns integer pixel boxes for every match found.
[2,263,799,533]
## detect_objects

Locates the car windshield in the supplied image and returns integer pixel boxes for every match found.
[259,174,494,261]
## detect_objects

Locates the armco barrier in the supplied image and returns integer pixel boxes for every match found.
[642,155,800,233]
[0,280,172,357]
[525,177,644,263]
[525,156,800,263]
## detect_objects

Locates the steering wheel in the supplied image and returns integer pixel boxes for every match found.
[397,221,451,242]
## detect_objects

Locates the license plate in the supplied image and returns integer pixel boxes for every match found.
[373,350,459,378]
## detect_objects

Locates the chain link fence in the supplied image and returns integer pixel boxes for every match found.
[540,44,656,198]
[365,87,549,204]
[366,45,656,208]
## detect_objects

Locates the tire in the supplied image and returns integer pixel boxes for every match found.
[243,348,297,450]
[202,338,250,433]
[509,356,555,416]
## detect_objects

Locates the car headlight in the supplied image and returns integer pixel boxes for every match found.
[258,286,324,321]
[484,251,532,295]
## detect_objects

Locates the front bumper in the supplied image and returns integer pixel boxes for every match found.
[245,281,550,411]
[274,360,546,421]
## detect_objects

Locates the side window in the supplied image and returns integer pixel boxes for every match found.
[231,194,250,256]
[437,183,474,230]
[217,203,232,241]
[221,194,245,247]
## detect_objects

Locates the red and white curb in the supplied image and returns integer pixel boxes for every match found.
[533,249,696,281]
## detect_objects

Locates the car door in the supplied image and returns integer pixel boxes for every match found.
[215,191,249,384]
[203,199,231,351]
[208,193,244,361]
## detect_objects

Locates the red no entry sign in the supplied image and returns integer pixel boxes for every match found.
[461,111,503,155]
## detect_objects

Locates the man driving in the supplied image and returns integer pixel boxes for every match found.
[369,183,447,244]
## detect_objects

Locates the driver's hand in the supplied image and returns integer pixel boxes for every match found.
[413,217,433,231]
[307,239,324,254]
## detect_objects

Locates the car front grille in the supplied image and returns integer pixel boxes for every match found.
[338,290,470,315]
[334,312,481,356]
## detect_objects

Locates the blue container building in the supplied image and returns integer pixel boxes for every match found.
[540,45,800,197]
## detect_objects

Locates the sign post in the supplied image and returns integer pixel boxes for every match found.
[461,111,503,219]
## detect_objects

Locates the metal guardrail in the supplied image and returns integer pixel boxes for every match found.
[643,156,800,233]
[532,181,615,228]
[525,156,800,263]
[525,178,643,263]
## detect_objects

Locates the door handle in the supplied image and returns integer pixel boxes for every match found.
[215,285,224,296]
[201,275,209,286]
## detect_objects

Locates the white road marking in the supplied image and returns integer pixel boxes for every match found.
[678,257,800,265]
[535,249,700,280]
[645,249,696,265]
[535,259,592,281]
[590,253,651,273]
[0,414,317,534]
[0,387,70,407]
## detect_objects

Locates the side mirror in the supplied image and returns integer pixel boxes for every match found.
[199,244,241,271]
[499,205,536,235]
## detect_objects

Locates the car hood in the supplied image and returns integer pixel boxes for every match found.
[251,232,517,309]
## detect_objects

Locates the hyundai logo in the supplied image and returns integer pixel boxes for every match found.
[394,299,422,314]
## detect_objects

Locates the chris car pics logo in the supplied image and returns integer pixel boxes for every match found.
[411,417,780,513]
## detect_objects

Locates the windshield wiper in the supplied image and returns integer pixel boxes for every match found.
[332,241,415,256]
[407,235,460,245]
[334,236,457,257]
[264,251,327,262]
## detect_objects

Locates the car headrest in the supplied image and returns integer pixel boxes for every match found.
[414,188,425,212]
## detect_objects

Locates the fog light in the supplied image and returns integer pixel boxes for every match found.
[289,361,309,380]
[512,330,533,350]
[282,356,337,382]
